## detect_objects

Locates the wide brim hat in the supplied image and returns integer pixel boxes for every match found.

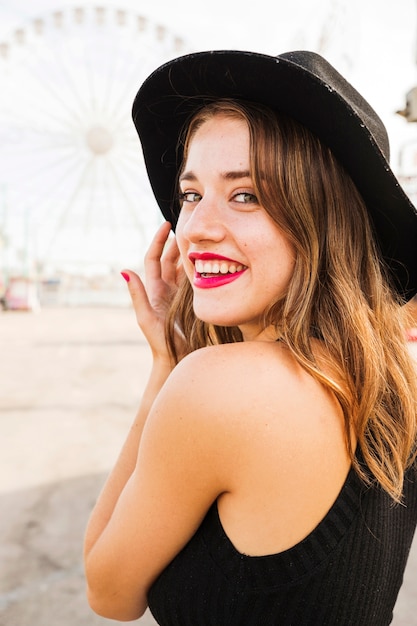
[132,49,417,300]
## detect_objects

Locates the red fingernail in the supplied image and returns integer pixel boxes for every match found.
[121,272,130,283]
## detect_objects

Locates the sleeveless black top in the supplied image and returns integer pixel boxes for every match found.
[148,460,417,625]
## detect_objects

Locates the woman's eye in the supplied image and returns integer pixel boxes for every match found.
[179,191,202,203]
[233,192,258,204]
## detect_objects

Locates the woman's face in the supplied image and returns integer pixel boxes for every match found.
[175,114,296,341]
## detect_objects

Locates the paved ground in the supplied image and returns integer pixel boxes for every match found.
[0,307,416,626]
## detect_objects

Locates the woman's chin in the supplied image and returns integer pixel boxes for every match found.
[193,306,240,329]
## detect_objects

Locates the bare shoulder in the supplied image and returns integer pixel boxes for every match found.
[146,341,350,556]
[171,341,306,393]
[157,341,343,451]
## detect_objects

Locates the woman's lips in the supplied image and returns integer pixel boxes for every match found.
[189,252,247,289]
[193,271,246,289]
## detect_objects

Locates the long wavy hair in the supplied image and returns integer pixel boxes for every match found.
[166,100,417,502]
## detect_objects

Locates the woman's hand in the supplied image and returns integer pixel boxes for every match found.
[121,221,184,362]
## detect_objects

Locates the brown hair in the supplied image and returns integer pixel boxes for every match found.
[166,100,417,502]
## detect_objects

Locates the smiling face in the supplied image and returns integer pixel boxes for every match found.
[175,113,296,342]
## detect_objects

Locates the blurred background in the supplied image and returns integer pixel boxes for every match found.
[0,1,417,625]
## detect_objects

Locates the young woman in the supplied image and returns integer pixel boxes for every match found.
[84,50,417,625]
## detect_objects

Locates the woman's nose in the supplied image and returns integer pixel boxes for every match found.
[180,195,226,243]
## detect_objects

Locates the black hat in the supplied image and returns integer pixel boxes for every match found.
[132,49,417,300]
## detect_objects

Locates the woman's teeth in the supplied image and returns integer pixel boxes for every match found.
[195,259,245,276]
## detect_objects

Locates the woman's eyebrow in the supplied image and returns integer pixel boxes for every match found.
[179,170,197,182]
[179,169,251,182]
[222,169,251,180]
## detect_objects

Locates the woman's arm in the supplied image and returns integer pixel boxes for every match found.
[83,356,172,569]
[84,348,229,621]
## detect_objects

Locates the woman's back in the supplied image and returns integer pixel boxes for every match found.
[146,341,417,624]
[148,456,417,625]
[174,340,352,557]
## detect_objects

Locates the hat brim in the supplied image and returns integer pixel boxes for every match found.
[132,50,417,300]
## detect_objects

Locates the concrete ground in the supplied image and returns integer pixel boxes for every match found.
[0,307,416,626]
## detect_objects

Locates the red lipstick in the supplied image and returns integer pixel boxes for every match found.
[188,252,236,262]
[189,252,247,289]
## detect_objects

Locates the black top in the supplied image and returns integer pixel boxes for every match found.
[148,459,417,625]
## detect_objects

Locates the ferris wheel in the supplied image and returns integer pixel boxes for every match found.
[0,5,188,277]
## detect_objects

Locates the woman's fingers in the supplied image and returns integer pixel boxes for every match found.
[120,222,184,357]
[161,236,181,287]
[144,222,172,284]
[120,270,152,324]
[143,222,182,308]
